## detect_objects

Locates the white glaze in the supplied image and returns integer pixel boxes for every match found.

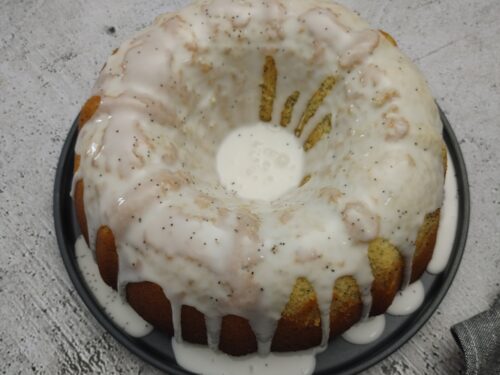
[387,280,425,316]
[427,150,458,274]
[342,315,386,345]
[73,0,444,359]
[75,236,153,337]
[216,123,304,201]
[172,339,316,375]
[205,315,222,351]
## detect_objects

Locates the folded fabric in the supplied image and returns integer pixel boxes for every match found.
[451,295,500,375]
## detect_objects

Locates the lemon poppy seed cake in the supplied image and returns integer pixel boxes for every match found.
[72,0,445,356]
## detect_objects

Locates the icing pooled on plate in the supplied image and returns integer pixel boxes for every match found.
[387,280,425,316]
[75,236,152,337]
[172,339,317,375]
[342,315,386,345]
[427,149,458,274]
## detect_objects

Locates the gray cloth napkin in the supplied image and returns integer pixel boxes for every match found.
[451,296,500,375]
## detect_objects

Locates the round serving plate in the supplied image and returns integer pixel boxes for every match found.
[54,106,469,375]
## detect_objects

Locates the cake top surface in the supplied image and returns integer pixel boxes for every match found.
[74,0,444,351]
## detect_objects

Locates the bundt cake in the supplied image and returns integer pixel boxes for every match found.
[72,0,445,357]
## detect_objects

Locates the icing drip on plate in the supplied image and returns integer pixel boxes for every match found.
[342,315,386,345]
[75,236,152,337]
[172,340,317,375]
[427,149,459,274]
[387,281,425,316]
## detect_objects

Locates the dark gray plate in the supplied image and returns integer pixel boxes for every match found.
[54,107,469,374]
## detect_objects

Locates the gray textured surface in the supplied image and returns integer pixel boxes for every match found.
[1,0,499,374]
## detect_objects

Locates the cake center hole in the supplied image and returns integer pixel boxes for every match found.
[216,123,304,201]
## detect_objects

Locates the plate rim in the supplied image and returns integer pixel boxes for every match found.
[53,106,470,375]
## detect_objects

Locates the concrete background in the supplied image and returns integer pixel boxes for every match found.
[1,0,499,373]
